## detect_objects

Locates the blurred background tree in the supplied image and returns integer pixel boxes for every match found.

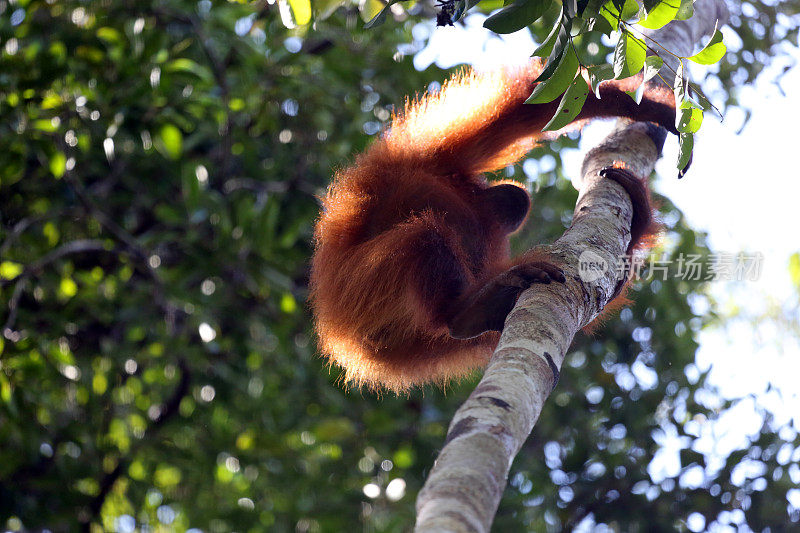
[0,0,798,531]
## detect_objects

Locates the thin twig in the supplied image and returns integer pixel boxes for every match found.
[0,239,110,289]
[2,277,28,337]
[1,239,110,336]
[0,209,73,256]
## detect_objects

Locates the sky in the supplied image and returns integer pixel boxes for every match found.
[413,12,800,500]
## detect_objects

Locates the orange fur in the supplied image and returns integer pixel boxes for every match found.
[309,61,673,392]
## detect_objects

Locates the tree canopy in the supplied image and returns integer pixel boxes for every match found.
[1,0,799,531]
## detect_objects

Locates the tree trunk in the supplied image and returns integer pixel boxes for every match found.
[414,2,730,531]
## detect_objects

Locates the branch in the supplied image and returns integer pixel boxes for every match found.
[413,1,730,530]
[7,239,109,282]
[0,209,74,257]
[2,277,28,336]
[81,357,191,530]
[415,124,658,532]
[0,238,111,335]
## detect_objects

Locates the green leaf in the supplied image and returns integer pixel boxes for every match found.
[675,0,694,20]
[688,26,726,65]
[677,132,693,177]
[43,222,60,246]
[676,100,703,133]
[527,46,580,103]
[600,0,638,27]
[619,0,640,18]
[542,74,590,130]
[393,446,416,468]
[41,93,63,109]
[158,124,183,160]
[96,27,123,44]
[563,0,579,17]
[0,261,24,281]
[613,30,646,78]
[451,0,468,22]
[532,13,563,58]
[484,0,552,34]
[534,11,572,83]
[451,0,482,22]
[642,55,664,81]
[50,151,67,179]
[586,64,614,96]
[288,0,312,25]
[789,253,800,289]
[688,81,714,111]
[278,0,312,27]
[33,119,59,132]
[93,373,108,394]
[59,277,78,298]
[638,0,679,29]
[626,55,663,103]
[280,293,297,314]
[154,465,182,487]
[0,374,10,403]
[673,61,688,107]
[577,0,603,16]
[364,0,404,28]
[314,417,357,441]
[129,461,146,481]
[586,15,614,35]
[164,58,213,81]
[315,0,347,20]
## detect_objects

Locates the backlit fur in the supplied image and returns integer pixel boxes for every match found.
[310,61,675,392]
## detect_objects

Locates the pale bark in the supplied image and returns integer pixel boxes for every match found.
[414,2,729,531]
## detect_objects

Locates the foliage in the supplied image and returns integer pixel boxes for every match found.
[343,0,729,174]
[312,0,800,171]
[1,0,799,531]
